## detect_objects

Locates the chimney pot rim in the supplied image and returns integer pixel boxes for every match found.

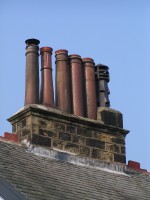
[82,57,94,63]
[40,47,53,53]
[55,49,68,55]
[25,38,40,45]
[69,54,81,59]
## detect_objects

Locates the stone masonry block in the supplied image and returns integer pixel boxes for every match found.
[121,146,126,154]
[32,125,39,133]
[105,143,114,152]
[77,127,92,137]
[64,143,79,154]
[93,132,111,142]
[59,132,71,142]
[26,116,32,126]
[72,135,85,146]
[18,118,26,128]
[38,119,48,127]
[54,122,65,131]
[102,152,114,162]
[111,137,125,145]
[12,124,16,133]
[53,140,66,150]
[86,138,105,149]
[31,117,40,126]
[29,134,51,147]
[114,144,120,153]
[114,153,126,163]
[21,128,31,137]
[80,146,90,157]
[66,125,77,134]
[46,121,54,129]
[91,148,102,159]
[39,129,58,139]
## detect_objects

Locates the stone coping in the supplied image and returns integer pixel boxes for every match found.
[8,104,129,135]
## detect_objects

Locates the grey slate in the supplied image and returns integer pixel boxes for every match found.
[0,177,27,200]
[0,140,150,200]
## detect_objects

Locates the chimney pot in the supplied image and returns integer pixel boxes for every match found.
[95,64,110,107]
[82,57,97,119]
[40,47,53,54]
[25,38,40,45]
[40,46,54,107]
[24,38,40,106]
[55,49,68,55]
[82,57,94,63]
[69,54,84,117]
[55,49,71,113]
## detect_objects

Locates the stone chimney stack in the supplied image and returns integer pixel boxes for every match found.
[8,39,129,166]
[40,47,54,108]
[24,39,40,106]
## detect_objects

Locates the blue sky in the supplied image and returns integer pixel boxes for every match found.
[0,0,149,171]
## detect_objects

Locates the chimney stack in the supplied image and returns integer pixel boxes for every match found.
[55,50,71,113]
[9,39,129,165]
[24,38,40,106]
[82,58,97,120]
[95,64,110,107]
[69,54,84,117]
[40,47,54,107]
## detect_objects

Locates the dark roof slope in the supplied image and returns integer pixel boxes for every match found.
[0,140,150,200]
[0,177,27,200]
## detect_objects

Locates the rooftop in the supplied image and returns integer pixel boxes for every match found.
[0,138,149,200]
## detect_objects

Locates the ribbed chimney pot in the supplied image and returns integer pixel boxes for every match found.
[55,49,71,113]
[40,47,54,108]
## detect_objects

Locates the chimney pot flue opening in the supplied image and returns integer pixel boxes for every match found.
[40,47,53,54]
[55,49,68,55]
[82,57,94,63]
[25,38,40,45]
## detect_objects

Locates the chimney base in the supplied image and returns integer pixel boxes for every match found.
[8,104,129,164]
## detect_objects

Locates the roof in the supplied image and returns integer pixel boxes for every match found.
[0,140,150,200]
[0,177,26,200]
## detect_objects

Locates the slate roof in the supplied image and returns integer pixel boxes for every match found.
[0,140,150,200]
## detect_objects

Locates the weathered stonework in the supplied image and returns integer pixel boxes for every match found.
[8,104,129,164]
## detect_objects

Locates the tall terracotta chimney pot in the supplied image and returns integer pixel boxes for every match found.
[55,49,71,113]
[24,38,40,106]
[40,47,54,108]
[69,54,84,117]
[82,57,97,120]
